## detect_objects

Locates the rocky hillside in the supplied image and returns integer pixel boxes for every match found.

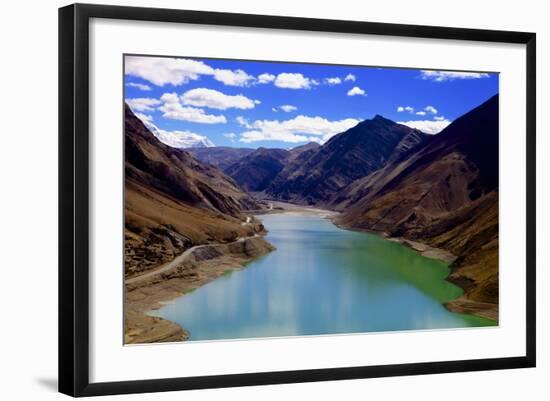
[336,95,499,319]
[264,116,428,205]
[186,146,255,170]
[224,147,290,192]
[124,104,266,278]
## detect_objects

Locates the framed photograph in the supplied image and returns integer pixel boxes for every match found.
[59,3,536,397]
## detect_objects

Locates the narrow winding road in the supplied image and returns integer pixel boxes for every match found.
[125,234,258,285]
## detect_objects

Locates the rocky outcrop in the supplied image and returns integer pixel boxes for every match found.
[125,104,260,216]
[264,116,428,205]
[124,312,189,344]
[124,236,274,344]
[224,147,290,192]
[186,146,255,170]
[124,104,268,278]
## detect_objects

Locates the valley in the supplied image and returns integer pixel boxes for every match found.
[124,94,499,343]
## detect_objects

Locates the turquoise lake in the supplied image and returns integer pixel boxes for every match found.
[149,213,496,341]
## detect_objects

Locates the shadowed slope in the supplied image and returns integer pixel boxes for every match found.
[264,116,428,205]
[336,95,499,318]
[124,104,265,278]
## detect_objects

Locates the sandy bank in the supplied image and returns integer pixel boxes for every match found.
[444,296,498,321]
[124,235,275,344]
[249,200,339,218]
[385,237,457,264]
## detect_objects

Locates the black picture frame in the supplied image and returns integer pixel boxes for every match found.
[59,3,536,397]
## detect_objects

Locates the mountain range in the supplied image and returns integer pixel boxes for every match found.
[186,146,255,170]
[126,94,499,321]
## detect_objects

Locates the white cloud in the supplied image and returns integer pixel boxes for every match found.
[325,77,342,85]
[347,86,366,96]
[181,88,257,110]
[160,104,227,124]
[156,130,215,148]
[434,115,446,121]
[398,119,451,135]
[159,92,226,124]
[238,115,359,144]
[240,130,312,144]
[274,73,317,89]
[399,105,438,115]
[126,82,152,91]
[160,92,179,104]
[420,70,490,82]
[272,104,298,113]
[280,105,297,112]
[235,116,252,128]
[125,55,257,88]
[424,105,438,114]
[125,56,214,86]
[134,114,215,148]
[157,130,215,148]
[134,112,154,123]
[344,74,356,82]
[257,73,276,84]
[223,133,237,142]
[213,69,254,87]
[397,105,415,113]
[125,97,162,112]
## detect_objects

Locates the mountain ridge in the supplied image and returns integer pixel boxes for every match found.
[186,146,255,170]
[124,104,266,278]
[263,115,429,204]
[336,94,499,319]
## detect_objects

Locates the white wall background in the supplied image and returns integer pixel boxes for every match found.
[0,0,547,399]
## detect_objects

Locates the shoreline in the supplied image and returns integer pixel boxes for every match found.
[125,202,496,344]
[333,219,498,322]
[332,221,458,264]
[246,200,340,218]
[124,235,275,344]
[124,202,338,344]
[254,201,497,322]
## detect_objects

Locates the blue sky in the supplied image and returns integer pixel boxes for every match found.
[124,55,498,149]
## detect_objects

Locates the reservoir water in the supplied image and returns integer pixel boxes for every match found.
[149,213,496,341]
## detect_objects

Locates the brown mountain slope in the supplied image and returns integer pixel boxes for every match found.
[330,129,432,209]
[288,142,321,156]
[263,142,321,196]
[224,147,290,192]
[336,95,499,319]
[186,146,255,170]
[264,116,428,205]
[124,104,265,278]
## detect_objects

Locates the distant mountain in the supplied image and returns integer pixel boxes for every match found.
[124,104,262,278]
[182,136,215,148]
[330,129,433,209]
[264,115,428,204]
[186,146,255,170]
[137,116,215,148]
[265,142,321,195]
[336,95,499,318]
[288,142,321,155]
[224,147,290,192]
